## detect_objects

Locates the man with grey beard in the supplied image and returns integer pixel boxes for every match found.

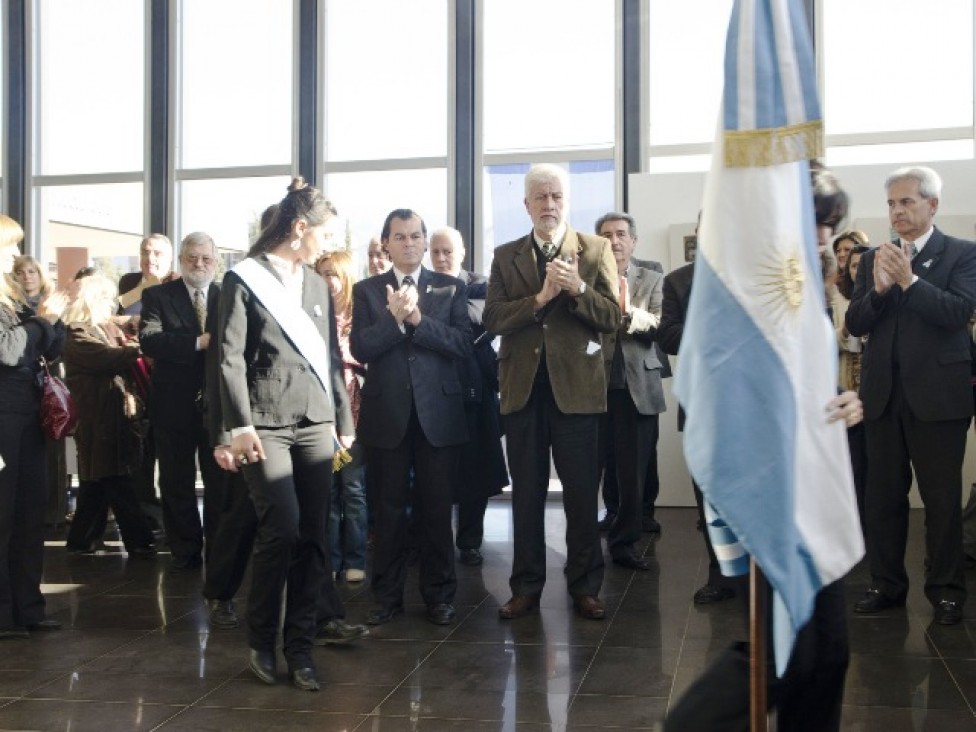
[139,232,224,573]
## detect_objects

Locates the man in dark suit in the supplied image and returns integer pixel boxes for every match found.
[139,232,223,572]
[484,164,620,621]
[351,209,472,627]
[847,166,976,626]
[595,213,669,535]
[596,213,667,571]
[658,258,738,605]
[429,227,509,567]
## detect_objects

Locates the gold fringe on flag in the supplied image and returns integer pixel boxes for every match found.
[724,119,823,168]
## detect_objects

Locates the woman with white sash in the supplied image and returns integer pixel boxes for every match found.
[218,180,354,691]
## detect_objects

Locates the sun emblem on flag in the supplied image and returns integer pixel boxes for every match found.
[756,252,804,317]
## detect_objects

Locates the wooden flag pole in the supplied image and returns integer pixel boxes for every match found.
[750,557,768,732]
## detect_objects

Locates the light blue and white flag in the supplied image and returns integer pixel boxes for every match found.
[673,0,864,675]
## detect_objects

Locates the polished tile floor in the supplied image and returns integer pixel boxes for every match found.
[1,503,974,731]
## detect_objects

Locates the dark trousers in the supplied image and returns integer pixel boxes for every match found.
[367,409,458,609]
[202,471,257,602]
[455,394,508,551]
[456,402,488,551]
[665,578,849,732]
[316,549,345,623]
[599,389,658,559]
[602,420,660,519]
[242,420,332,670]
[130,425,162,530]
[848,422,868,536]
[67,475,154,552]
[864,380,968,606]
[0,411,49,628]
[154,418,222,563]
[503,381,604,598]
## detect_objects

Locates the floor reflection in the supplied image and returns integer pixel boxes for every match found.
[0,504,969,731]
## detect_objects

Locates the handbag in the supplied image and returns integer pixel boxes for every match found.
[39,358,78,440]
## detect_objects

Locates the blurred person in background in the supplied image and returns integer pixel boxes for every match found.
[315,250,368,583]
[367,236,392,277]
[428,226,508,567]
[62,273,157,558]
[12,255,54,310]
[0,215,68,639]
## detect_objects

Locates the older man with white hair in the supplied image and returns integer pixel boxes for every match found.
[484,164,620,620]
[139,232,224,573]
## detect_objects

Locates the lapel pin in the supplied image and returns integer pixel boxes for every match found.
[922,260,932,269]
[426,284,433,294]
[313,304,323,317]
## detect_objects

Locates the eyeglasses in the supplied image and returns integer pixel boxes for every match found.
[182,255,215,266]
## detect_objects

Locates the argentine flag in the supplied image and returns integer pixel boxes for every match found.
[673,0,864,675]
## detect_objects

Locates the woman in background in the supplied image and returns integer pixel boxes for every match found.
[12,255,54,310]
[0,215,67,639]
[62,273,156,557]
[833,234,871,527]
[315,250,367,583]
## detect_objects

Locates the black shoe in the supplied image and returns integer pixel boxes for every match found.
[168,554,202,572]
[934,600,963,626]
[426,603,456,625]
[612,554,650,571]
[854,588,905,614]
[208,599,239,629]
[128,546,157,560]
[642,516,662,534]
[597,513,616,532]
[290,666,321,692]
[365,604,404,626]
[25,619,62,631]
[0,627,29,640]
[66,543,96,555]
[458,548,483,566]
[248,648,276,685]
[693,584,735,605]
[314,619,370,645]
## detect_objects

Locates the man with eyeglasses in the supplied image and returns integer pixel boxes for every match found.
[139,232,224,574]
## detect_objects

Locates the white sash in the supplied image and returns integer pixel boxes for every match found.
[232,258,332,404]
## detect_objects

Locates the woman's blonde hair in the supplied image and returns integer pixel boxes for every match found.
[13,254,54,299]
[0,214,26,311]
[315,249,356,315]
[63,272,117,326]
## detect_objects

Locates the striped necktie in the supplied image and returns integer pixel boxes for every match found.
[194,288,207,331]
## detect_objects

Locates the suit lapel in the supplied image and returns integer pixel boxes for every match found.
[172,282,200,334]
[912,228,944,278]
[417,267,433,309]
[558,227,581,262]
[513,234,541,291]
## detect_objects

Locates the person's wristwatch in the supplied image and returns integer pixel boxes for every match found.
[576,281,587,296]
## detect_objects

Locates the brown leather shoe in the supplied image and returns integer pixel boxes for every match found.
[573,595,606,620]
[498,595,540,620]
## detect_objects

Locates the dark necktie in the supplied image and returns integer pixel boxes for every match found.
[402,276,416,335]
